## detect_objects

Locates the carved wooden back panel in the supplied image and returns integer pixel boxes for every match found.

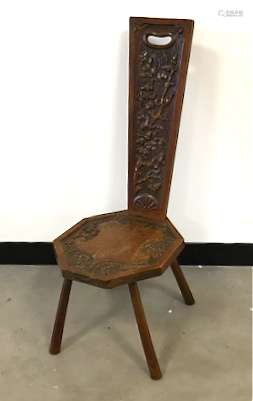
[128,17,194,218]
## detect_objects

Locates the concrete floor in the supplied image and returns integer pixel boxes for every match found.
[0,265,251,401]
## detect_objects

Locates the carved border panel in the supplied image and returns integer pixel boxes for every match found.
[128,18,194,216]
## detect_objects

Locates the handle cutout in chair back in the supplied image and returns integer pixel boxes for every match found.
[146,34,172,47]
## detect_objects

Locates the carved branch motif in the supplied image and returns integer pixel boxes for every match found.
[62,213,174,278]
[132,24,184,209]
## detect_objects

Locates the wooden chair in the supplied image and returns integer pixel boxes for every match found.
[50,17,195,380]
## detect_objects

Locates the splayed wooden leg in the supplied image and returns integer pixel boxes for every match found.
[49,278,72,354]
[128,282,162,380]
[171,260,195,305]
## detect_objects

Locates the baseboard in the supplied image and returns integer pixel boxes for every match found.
[179,243,252,266]
[0,242,252,266]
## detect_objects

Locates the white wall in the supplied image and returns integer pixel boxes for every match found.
[0,0,252,242]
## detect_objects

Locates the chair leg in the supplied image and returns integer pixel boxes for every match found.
[171,259,195,305]
[49,278,72,355]
[128,282,162,380]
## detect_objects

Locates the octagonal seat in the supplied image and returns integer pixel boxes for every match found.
[54,211,184,288]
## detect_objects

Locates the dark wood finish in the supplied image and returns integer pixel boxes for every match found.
[129,282,162,380]
[171,259,195,305]
[128,17,194,218]
[54,211,184,288]
[50,17,195,380]
[49,278,72,354]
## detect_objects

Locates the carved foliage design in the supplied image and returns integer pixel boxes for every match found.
[132,24,184,210]
[62,213,174,278]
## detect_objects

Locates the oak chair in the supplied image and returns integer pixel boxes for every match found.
[50,17,195,380]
